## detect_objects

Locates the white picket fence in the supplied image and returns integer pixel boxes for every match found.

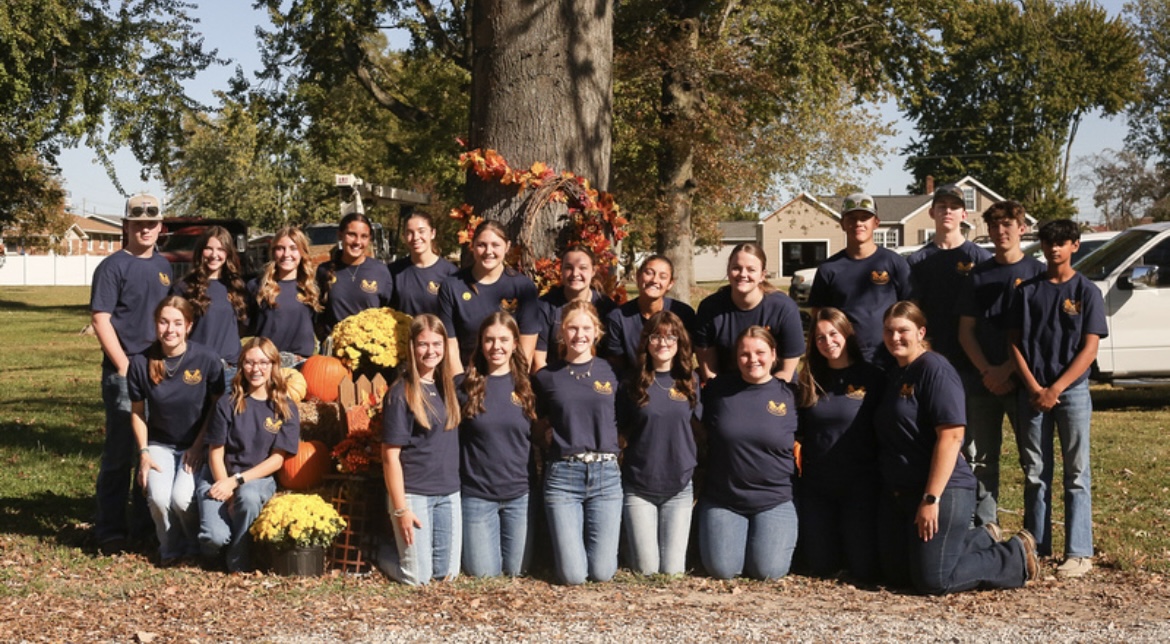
[0,254,104,286]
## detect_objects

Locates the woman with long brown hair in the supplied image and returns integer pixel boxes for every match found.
[458,312,537,577]
[315,212,394,340]
[618,310,699,575]
[175,226,248,381]
[247,227,321,366]
[378,314,463,585]
[128,296,225,565]
[196,337,299,572]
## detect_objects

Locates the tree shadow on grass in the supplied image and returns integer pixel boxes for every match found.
[0,297,90,315]
[0,491,92,544]
[0,419,103,458]
[1092,386,1170,412]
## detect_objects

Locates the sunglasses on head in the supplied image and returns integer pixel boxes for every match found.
[130,206,160,217]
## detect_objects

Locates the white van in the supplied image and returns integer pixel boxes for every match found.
[1076,223,1170,382]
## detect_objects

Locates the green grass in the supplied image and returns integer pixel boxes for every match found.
[0,285,1167,589]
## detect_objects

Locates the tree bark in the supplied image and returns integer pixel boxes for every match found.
[467,0,613,262]
[656,10,703,299]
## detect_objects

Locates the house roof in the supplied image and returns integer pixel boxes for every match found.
[73,215,122,235]
[760,193,841,223]
[818,195,931,224]
[719,220,758,241]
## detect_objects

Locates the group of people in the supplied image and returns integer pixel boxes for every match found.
[90,184,1102,594]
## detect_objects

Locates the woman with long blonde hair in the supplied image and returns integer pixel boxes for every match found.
[247,227,321,366]
[196,337,299,572]
[378,314,463,585]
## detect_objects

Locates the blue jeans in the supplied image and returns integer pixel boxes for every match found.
[378,492,462,585]
[878,487,1027,594]
[794,481,880,582]
[95,367,152,544]
[623,482,694,575]
[543,460,623,585]
[144,444,199,560]
[461,493,531,577]
[1016,380,1094,557]
[698,499,798,580]
[195,466,276,572]
[962,371,1020,527]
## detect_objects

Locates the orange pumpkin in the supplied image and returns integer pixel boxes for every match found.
[282,368,307,403]
[301,355,348,403]
[277,440,330,490]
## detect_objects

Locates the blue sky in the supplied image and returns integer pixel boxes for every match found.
[57,1,1131,223]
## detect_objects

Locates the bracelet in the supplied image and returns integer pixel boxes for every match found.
[139,447,150,455]
[391,508,408,518]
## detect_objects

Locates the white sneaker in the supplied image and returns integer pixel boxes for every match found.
[1056,556,1092,579]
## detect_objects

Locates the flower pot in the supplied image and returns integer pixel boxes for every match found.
[269,545,326,577]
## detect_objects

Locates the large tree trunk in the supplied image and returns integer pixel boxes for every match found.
[467,0,613,262]
[656,10,703,300]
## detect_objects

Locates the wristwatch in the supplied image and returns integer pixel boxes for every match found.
[922,493,939,505]
[234,473,246,486]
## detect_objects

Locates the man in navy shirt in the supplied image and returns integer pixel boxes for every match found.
[1009,219,1107,579]
[808,192,912,363]
[957,201,1044,529]
[907,184,992,366]
[90,194,174,553]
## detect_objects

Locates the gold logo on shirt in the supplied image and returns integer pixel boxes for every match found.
[462,291,472,301]
[871,270,890,285]
[328,274,338,285]
[668,387,687,402]
[511,391,523,407]
[1014,277,1024,288]
[183,369,202,385]
[845,384,866,400]
[956,261,974,275]
[264,416,282,433]
[767,400,788,416]
[593,380,613,395]
[159,272,171,287]
[1062,298,1082,315]
[427,280,441,295]
[361,279,378,293]
[900,383,915,398]
[500,297,519,313]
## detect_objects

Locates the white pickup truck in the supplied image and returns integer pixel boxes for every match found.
[1077,222,1170,382]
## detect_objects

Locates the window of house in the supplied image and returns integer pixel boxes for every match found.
[963,187,976,212]
[874,228,900,248]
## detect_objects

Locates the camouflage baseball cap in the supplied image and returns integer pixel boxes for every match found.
[932,184,966,206]
[125,194,162,221]
[841,192,877,217]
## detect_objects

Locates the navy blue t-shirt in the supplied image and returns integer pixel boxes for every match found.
[127,342,226,448]
[617,372,700,498]
[205,394,300,475]
[458,374,533,501]
[700,374,797,513]
[536,288,617,355]
[532,359,620,460]
[957,255,1046,371]
[874,351,974,492]
[90,250,174,369]
[388,257,458,317]
[808,248,912,361]
[795,362,882,490]
[247,278,317,357]
[437,268,540,364]
[316,259,394,335]
[381,380,460,496]
[907,241,993,366]
[1009,272,1108,388]
[174,279,244,364]
[603,298,697,369]
[693,289,806,374]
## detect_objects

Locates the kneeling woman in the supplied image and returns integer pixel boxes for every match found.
[533,301,622,585]
[459,312,537,577]
[698,326,798,580]
[379,314,462,585]
[129,296,225,564]
[618,310,700,575]
[876,301,1037,594]
[197,337,300,572]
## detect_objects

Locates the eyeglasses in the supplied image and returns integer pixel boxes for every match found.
[129,206,160,217]
[649,334,678,346]
[243,360,273,370]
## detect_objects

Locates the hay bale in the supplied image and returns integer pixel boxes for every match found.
[298,401,346,448]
